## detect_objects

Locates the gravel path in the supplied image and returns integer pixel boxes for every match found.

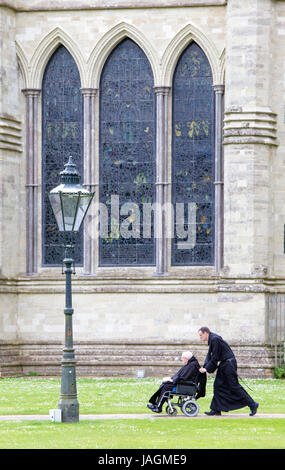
[0,413,284,421]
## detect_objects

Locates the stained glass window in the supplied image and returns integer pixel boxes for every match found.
[99,38,156,266]
[42,45,83,266]
[171,42,215,266]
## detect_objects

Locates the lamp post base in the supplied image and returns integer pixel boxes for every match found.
[59,397,79,423]
[59,353,79,422]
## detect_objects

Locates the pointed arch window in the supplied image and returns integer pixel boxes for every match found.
[99,38,156,266]
[171,42,215,266]
[42,45,83,266]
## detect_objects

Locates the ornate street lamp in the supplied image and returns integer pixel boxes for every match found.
[49,156,94,422]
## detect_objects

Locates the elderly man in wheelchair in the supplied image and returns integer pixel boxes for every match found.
[147,351,206,417]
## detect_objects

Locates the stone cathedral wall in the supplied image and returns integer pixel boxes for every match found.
[0,0,284,377]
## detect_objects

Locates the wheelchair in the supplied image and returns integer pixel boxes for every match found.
[162,380,200,417]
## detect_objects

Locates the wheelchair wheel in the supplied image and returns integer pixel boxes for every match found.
[181,400,199,417]
[166,405,178,416]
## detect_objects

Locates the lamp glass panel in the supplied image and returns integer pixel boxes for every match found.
[48,193,64,231]
[60,193,80,231]
[73,194,93,232]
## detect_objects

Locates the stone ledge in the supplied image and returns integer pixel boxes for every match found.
[0,277,278,294]
[0,341,275,378]
[0,0,228,12]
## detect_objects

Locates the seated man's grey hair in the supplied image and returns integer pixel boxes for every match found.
[181,351,193,359]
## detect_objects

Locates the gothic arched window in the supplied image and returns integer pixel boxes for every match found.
[42,45,83,266]
[99,38,156,266]
[171,42,215,266]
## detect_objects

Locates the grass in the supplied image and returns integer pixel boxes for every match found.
[0,418,284,449]
[0,377,284,449]
[0,376,285,415]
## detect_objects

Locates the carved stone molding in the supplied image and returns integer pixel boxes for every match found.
[29,27,86,89]
[81,88,98,275]
[161,23,222,86]
[153,86,171,276]
[223,107,278,146]
[0,114,22,153]
[213,85,224,274]
[87,22,160,88]
[22,88,41,275]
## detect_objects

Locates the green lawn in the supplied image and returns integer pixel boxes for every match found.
[0,377,284,449]
[0,376,284,415]
[0,418,284,449]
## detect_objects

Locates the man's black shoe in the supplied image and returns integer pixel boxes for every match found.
[147,404,162,413]
[249,402,259,416]
[148,405,162,413]
[147,404,156,410]
[153,406,162,413]
[205,410,221,416]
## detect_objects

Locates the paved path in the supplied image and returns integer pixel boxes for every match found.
[0,413,285,421]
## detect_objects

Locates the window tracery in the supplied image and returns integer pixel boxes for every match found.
[42,45,83,266]
[99,38,156,266]
[171,42,215,266]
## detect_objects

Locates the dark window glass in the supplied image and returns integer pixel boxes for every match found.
[171,42,215,266]
[99,38,156,266]
[42,45,83,266]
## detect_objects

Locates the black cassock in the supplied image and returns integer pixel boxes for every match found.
[149,355,202,409]
[204,332,255,412]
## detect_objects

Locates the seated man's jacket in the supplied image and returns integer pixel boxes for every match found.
[171,355,207,399]
[171,355,200,385]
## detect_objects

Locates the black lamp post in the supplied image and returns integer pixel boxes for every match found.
[49,156,94,422]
